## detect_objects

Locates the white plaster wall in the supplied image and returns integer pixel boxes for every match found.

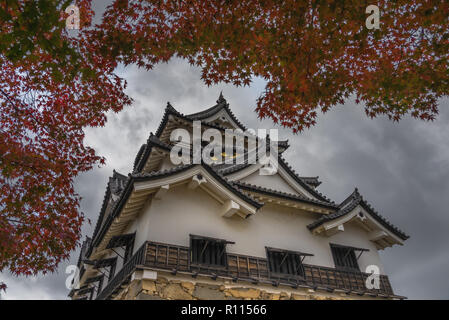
[133,184,385,274]
[240,170,301,195]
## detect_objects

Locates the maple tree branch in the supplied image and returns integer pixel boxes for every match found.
[5,218,26,226]
[0,86,68,143]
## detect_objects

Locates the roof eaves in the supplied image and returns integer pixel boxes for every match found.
[234,181,338,210]
[87,164,264,256]
[87,174,134,257]
[155,102,183,138]
[358,195,409,241]
[90,180,113,242]
[202,164,263,209]
[133,163,263,209]
[307,189,409,241]
[134,133,172,173]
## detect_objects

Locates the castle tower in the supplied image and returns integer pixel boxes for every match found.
[70,94,408,300]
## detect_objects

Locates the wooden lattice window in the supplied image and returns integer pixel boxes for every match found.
[330,244,361,271]
[266,247,311,278]
[106,232,135,264]
[190,235,233,267]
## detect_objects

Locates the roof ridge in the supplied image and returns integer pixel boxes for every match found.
[132,144,147,172]
[338,187,362,209]
[217,91,226,104]
[131,163,194,179]
[187,92,227,116]
[307,189,409,240]
[186,92,248,131]
[147,132,172,150]
[356,191,409,240]
[234,180,338,209]
[278,155,334,204]
[112,169,127,180]
[299,176,322,187]
[154,102,185,138]
[216,170,264,209]
[131,162,263,209]
[133,131,173,173]
[166,101,183,116]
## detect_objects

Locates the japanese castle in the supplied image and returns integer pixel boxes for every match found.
[70,94,409,300]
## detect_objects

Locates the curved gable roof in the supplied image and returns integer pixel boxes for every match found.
[187,92,248,131]
[86,163,264,259]
[133,133,172,172]
[134,98,289,174]
[307,188,409,241]
[91,170,127,241]
[278,156,333,203]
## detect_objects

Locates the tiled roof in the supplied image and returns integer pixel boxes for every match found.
[89,174,133,253]
[215,162,252,175]
[133,131,327,209]
[134,100,289,174]
[187,94,290,149]
[278,155,333,203]
[86,163,264,258]
[307,189,409,241]
[133,132,172,172]
[79,170,127,266]
[187,92,248,131]
[234,181,338,210]
[300,176,322,187]
[131,163,195,180]
[154,101,230,139]
[90,170,127,242]
[154,102,184,138]
[132,163,263,209]
[132,144,146,173]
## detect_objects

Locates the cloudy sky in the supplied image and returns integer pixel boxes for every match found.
[1,2,448,300]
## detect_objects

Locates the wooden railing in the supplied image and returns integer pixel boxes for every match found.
[96,241,395,299]
[96,242,147,300]
[303,264,393,294]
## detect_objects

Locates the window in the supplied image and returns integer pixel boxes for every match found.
[330,244,365,271]
[107,233,135,264]
[93,257,117,284]
[123,235,134,263]
[266,247,312,278]
[190,235,233,267]
[84,275,104,300]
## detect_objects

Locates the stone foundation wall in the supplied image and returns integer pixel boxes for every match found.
[114,272,378,300]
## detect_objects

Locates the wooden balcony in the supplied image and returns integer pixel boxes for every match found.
[96,241,399,300]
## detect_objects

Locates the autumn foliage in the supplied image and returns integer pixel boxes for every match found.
[0,0,448,288]
[0,0,131,283]
[96,0,448,130]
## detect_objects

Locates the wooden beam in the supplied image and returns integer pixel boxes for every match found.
[187,174,207,189]
[369,230,388,242]
[154,184,170,199]
[324,223,345,236]
[221,199,240,218]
